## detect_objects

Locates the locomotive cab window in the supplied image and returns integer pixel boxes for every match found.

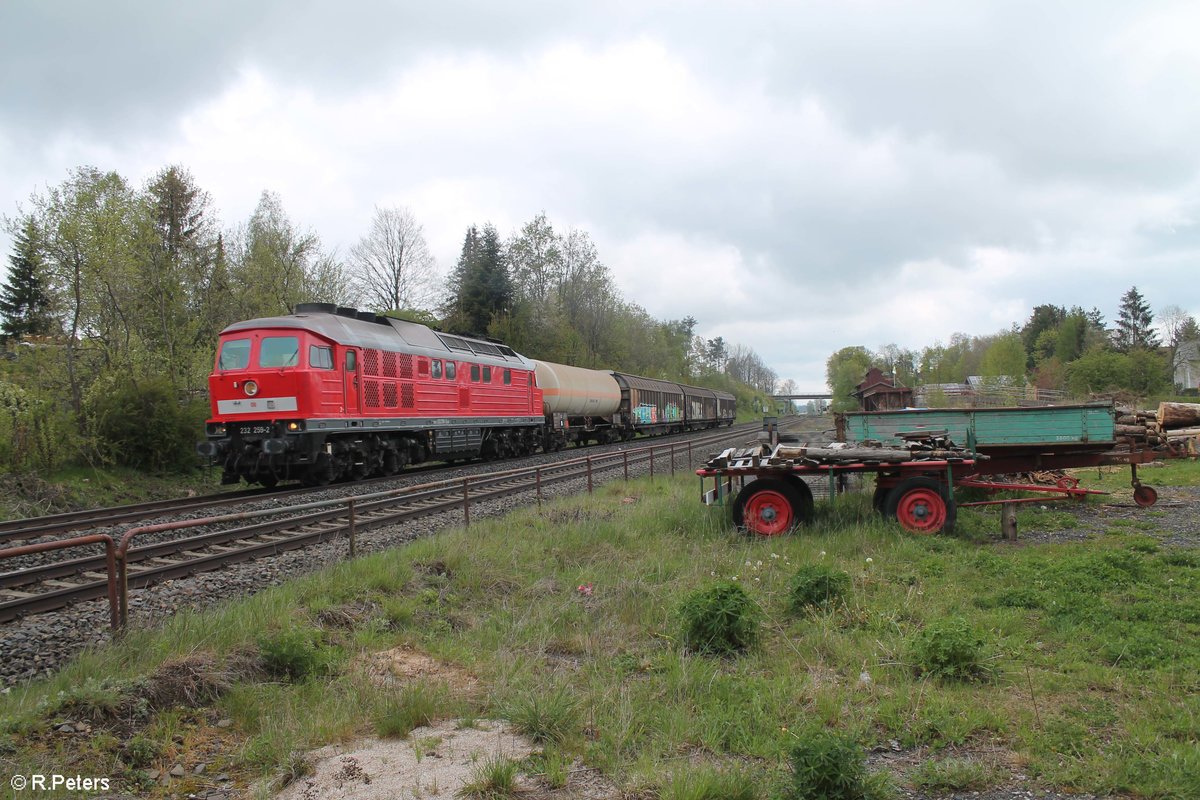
[218,338,251,370]
[432,359,443,379]
[470,364,480,382]
[260,336,300,368]
[309,345,333,370]
[482,366,492,383]
[446,361,457,380]
[345,350,357,372]
[503,369,511,385]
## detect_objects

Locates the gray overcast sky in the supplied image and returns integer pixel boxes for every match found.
[2,1,1198,389]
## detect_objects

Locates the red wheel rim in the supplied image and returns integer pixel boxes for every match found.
[1133,485,1158,508]
[744,490,794,536]
[894,488,947,534]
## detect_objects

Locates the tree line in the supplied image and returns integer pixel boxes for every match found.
[825,287,1199,411]
[0,165,779,474]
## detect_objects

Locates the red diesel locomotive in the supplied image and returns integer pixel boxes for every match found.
[199,303,544,486]
[200,303,737,486]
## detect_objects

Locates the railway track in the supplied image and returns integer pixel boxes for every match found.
[0,422,792,625]
[0,422,769,546]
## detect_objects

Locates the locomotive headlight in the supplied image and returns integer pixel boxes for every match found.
[287,421,301,432]
[244,380,259,397]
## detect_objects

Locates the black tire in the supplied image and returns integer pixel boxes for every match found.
[884,477,956,534]
[732,478,810,536]
[780,475,816,521]
[872,486,889,515]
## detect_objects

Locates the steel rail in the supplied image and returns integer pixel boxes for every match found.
[0,422,762,545]
[1,425,763,626]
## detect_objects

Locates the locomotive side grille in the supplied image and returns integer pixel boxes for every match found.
[402,384,415,408]
[399,354,414,379]
[364,349,381,376]
[459,387,470,408]
[383,383,398,407]
[382,351,397,378]
[364,380,381,408]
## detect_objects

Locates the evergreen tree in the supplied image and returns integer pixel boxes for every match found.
[443,223,511,335]
[1112,286,1159,351]
[1,216,55,342]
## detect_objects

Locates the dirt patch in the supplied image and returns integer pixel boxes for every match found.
[273,719,621,800]
[359,646,481,697]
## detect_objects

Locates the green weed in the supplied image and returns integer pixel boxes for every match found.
[372,684,442,738]
[789,564,851,613]
[909,756,1002,792]
[679,582,763,656]
[785,728,867,800]
[459,756,520,799]
[910,617,992,682]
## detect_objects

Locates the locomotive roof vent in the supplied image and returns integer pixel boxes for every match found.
[356,310,390,325]
[295,302,336,314]
[335,306,359,319]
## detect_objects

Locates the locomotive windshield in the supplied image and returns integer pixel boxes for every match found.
[217,338,251,370]
[260,336,300,368]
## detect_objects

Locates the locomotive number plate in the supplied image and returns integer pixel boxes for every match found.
[238,424,273,436]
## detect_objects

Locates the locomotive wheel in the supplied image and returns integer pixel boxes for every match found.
[732,478,810,536]
[1133,485,1158,507]
[885,478,955,535]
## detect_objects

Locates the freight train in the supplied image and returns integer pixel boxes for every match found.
[198,304,736,486]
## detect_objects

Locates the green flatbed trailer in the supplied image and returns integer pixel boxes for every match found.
[837,402,1117,454]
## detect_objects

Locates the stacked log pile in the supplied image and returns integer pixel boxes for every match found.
[1114,402,1200,452]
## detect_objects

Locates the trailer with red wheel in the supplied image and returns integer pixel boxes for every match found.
[700,403,1181,536]
[698,437,980,536]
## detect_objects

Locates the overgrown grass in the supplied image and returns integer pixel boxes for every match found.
[1,472,1198,798]
[0,463,235,520]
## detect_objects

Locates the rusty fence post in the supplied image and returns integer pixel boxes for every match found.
[688,440,692,467]
[623,451,629,482]
[670,444,676,476]
[650,448,655,480]
[0,535,119,631]
[536,467,542,507]
[463,477,471,527]
[348,498,357,558]
[587,456,593,493]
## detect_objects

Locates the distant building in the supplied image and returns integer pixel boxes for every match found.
[852,367,913,411]
[1175,340,1200,392]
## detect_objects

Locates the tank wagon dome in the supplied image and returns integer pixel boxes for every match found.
[220,306,534,370]
[534,360,622,416]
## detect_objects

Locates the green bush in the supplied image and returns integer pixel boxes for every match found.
[910,617,989,682]
[257,627,330,681]
[679,582,762,656]
[790,564,851,613]
[83,372,206,473]
[786,728,867,800]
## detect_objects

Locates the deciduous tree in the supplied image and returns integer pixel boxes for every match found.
[350,206,437,313]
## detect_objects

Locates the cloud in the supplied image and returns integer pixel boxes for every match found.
[3,1,1200,388]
